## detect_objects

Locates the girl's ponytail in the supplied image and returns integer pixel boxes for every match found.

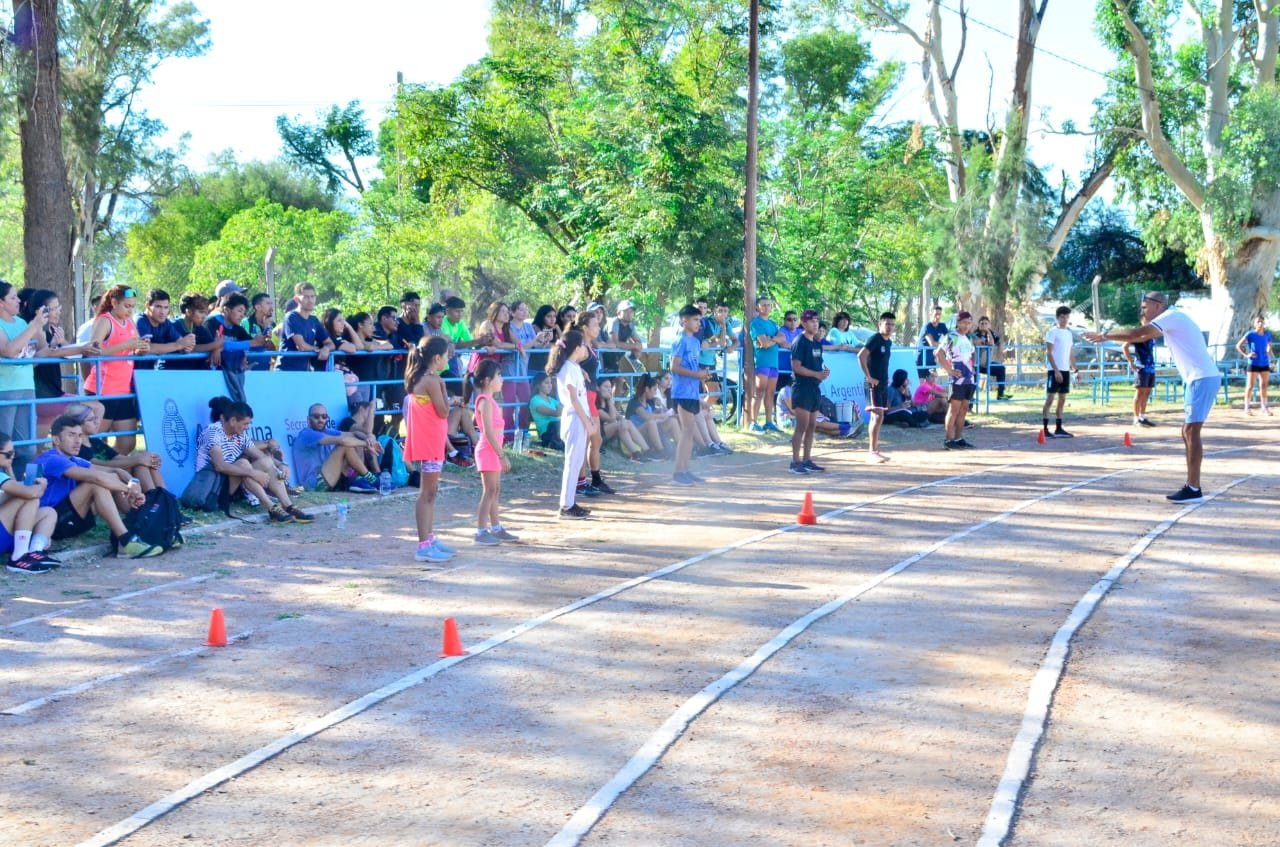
[465,358,501,405]
[406,336,450,394]
[546,329,584,376]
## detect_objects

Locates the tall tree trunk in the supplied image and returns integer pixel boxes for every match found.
[12,0,74,319]
[1202,198,1280,349]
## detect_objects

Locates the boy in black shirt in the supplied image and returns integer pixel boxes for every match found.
[789,309,829,475]
[859,312,896,463]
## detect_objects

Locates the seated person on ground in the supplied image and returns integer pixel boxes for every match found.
[197,397,313,523]
[626,374,673,458]
[292,403,382,493]
[0,432,61,573]
[62,402,170,493]
[596,378,648,459]
[777,384,842,437]
[885,370,929,428]
[912,371,949,424]
[529,373,564,450]
[36,415,157,557]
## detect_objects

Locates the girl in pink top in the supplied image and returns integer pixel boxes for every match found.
[469,358,516,545]
[87,285,149,454]
[404,336,453,564]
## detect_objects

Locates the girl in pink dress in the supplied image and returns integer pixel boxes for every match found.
[469,358,516,545]
[404,336,454,564]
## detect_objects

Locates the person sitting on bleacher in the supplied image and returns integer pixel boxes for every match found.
[291,403,381,494]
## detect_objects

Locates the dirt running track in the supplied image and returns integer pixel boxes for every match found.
[1,417,1276,847]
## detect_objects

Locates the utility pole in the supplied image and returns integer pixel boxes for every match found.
[741,0,759,427]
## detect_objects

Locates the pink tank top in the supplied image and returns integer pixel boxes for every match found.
[87,313,138,396]
[403,393,448,462]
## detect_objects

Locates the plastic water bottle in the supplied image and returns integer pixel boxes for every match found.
[514,429,525,454]
[336,499,349,529]
[378,470,393,496]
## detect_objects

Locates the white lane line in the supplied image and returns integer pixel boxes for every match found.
[76,454,1094,847]
[69,443,1257,846]
[2,630,255,716]
[976,475,1253,847]
[2,574,218,632]
[543,464,1151,847]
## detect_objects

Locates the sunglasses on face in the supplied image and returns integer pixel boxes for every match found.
[0,449,14,459]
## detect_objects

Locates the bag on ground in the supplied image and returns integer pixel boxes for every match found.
[124,488,184,557]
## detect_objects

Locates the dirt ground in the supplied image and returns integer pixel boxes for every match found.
[1,403,1277,847]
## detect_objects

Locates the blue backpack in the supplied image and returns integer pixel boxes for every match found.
[376,435,410,488]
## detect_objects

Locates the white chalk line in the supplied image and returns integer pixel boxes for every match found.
[70,440,1262,846]
[2,630,255,716]
[543,462,1159,847]
[75,449,1129,846]
[2,573,219,632]
[975,474,1253,847]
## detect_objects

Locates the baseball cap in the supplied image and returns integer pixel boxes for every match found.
[215,279,245,298]
[801,309,820,321]
[586,302,604,314]
[956,310,973,322]
[616,299,635,313]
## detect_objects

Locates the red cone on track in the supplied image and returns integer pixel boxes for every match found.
[797,491,817,525]
[439,617,469,657]
[1037,429,1046,445]
[1124,431,1133,448]
[205,608,227,647]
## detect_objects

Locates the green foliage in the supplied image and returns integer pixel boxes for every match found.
[277,101,376,194]
[188,200,353,299]
[1205,84,1280,245]
[123,157,335,291]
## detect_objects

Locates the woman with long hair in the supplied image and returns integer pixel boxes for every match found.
[0,281,51,472]
[403,336,456,562]
[548,330,593,519]
[20,289,103,434]
[527,304,559,376]
[85,285,149,455]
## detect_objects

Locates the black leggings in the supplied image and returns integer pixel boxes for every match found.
[885,408,929,428]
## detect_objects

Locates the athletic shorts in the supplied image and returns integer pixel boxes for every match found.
[950,384,975,402]
[791,383,821,412]
[868,382,889,410]
[755,367,778,379]
[1045,370,1071,394]
[0,521,13,554]
[1184,375,1221,424]
[587,390,600,419]
[1135,371,1156,389]
[53,497,96,540]
[89,394,139,422]
[672,398,701,415]
[419,459,444,474]
[1248,364,1271,373]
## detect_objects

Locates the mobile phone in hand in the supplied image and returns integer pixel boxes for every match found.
[23,463,39,485]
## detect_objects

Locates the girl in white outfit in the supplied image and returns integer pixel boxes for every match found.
[550,330,594,519]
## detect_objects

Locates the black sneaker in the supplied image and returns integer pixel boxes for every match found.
[802,459,826,472]
[592,479,617,495]
[579,484,601,497]
[1166,485,1203,502]
[287,506,315,524]
[1042,429,1056,440]
[943,440,959,450]
[269,507,295,523]
[788,461,809,475]
[24,550,61,568]
[953,439,976,449]
[1054,427,1074,439]
[559,504,591,519]
[6,553,54,574]
[1139,418,1157,427]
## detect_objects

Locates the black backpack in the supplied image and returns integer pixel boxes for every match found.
[124,489,185,557]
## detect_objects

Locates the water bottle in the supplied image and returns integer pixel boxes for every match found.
[514,429,525,454]
[336,499,349,529]
[378,470,393,496]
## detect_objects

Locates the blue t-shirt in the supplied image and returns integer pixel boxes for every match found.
[670,333,702,400]
[291,426,339,489]
[281,312,330,371]
[778,325,803,374]
[749,316,781,369]
[36,448,92,507]
[1132,338,1156,373]
[918,321,948,367]
[134,315,184,370]
[1245,330,1271,367]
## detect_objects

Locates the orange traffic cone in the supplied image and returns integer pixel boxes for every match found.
[439,617,468,657]
[1037,429,1046,445]
[1123,432,1133,448]
[797,491,817,525]
[205,608,227,647]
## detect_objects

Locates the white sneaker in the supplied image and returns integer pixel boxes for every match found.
[245,492,261,507]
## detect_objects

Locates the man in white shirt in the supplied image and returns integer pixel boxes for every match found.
[1086,291,1221,502]
[1043,305,1078,439]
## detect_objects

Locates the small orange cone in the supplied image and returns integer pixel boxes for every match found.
[205,608,227,647]
[439,617,468,657]
[1037,429,1046,445]
[1123,432,1133,448]
[797,491,817,525]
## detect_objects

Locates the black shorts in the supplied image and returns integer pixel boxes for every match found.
[1248,364,1271,373]
[673,398,701,415]
[53,497,96,540]
[1135,371,1156,389]
[791,383,821,412]
[950,383,975,402]
[1045,371,1071,394]
[868,382,889,409]
[89,394,139,422]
